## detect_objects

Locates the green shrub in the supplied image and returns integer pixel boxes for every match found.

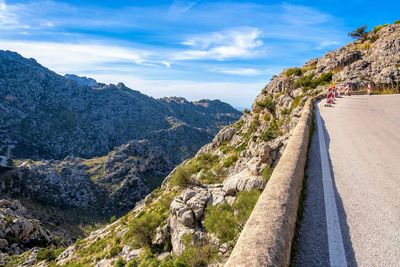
[168,165,192,187]
[126,259,139,267]
[233,119,244,130]
[4,214,13,224]
[223,154,238,168]
[256,96,275,113]
[301,63,317,72]
[204,204,239,243]
[108,245,122,258]
[80,238,108,257]
[243,108,251,114]
[263,112,271,122]
[261,165,273,184]
[317,72,333,85]
[126,211,164,247]
[114,257,126,267]
[281,107,290,116]
[63,263,86,267]
[260,120,280,141]
[220,144,233,154]
[137,249,159,267]
[36,247,64,261]
[395,20,400,24]
[294,72,332,90]
[291,96,303,111]
[109,215,117,224]
[372,25,384,33]
[285,67,302,77]
[197,169,218,184]
[177,234,219,266]
[169,154,219,186]
[233,190,261,226]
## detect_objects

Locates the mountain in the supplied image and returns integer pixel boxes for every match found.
[0,51,241,260]
[2,22,399,266]
[0,50,241,163]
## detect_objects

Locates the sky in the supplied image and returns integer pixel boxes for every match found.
[0,0,399,108]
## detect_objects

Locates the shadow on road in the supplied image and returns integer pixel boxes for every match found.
[292,107,357,267]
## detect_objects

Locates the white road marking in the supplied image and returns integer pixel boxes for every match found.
[316,105,348,267]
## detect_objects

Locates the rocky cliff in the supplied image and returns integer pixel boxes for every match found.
[2,22,399,266]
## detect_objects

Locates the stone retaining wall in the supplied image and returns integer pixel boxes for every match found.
[225,98,315,267]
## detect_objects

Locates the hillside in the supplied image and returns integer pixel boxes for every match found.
[2,22,400,266]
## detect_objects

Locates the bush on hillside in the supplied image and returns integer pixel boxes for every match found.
[204,203,239,243]
[204,189,262,243]
[260,120,280,141]
[127,211,164,247]
[348,25,368,39]
[232,190,261,227]
[36,247,64,262]
[223,154,238,168]
[293,72,332,90]
[169,154,219,186]
[285,67,302,77]
[177,234,219,266]
[261,165,273,184]
[256,96,275,113]
[114,257,126,267]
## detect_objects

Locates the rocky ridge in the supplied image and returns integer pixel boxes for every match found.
[0,51,241,163]
[4,23,400,266]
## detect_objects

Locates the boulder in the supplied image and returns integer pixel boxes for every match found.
[222,169,265,196]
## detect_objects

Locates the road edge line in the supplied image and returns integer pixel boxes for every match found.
[316,105,347,267]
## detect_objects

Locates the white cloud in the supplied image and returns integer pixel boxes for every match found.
[212,68,262,76]
[0,40,151,73]
[317,40,340,50]
[168,0,197,20]
[161,61,171,68]
[0,0,21,28]
[175,28,265,60]
[88,73,265,108]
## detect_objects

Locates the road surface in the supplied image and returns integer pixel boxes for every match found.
[293,95,400,267]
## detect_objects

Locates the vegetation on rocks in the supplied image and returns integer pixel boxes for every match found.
[293,72,333,90]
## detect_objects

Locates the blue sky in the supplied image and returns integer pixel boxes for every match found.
[0,0,399,108]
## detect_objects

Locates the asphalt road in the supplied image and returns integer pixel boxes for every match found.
[293,95,400,267]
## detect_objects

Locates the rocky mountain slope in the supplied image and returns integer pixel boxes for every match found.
[0,51,241,263]
[3,22,399,266]
[0,51,241,163]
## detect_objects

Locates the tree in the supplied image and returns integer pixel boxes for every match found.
[348,25,368,39]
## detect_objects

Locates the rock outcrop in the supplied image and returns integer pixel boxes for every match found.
[0,200,55,255]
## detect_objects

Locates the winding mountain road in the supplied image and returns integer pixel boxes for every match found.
[293,95,400,266]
